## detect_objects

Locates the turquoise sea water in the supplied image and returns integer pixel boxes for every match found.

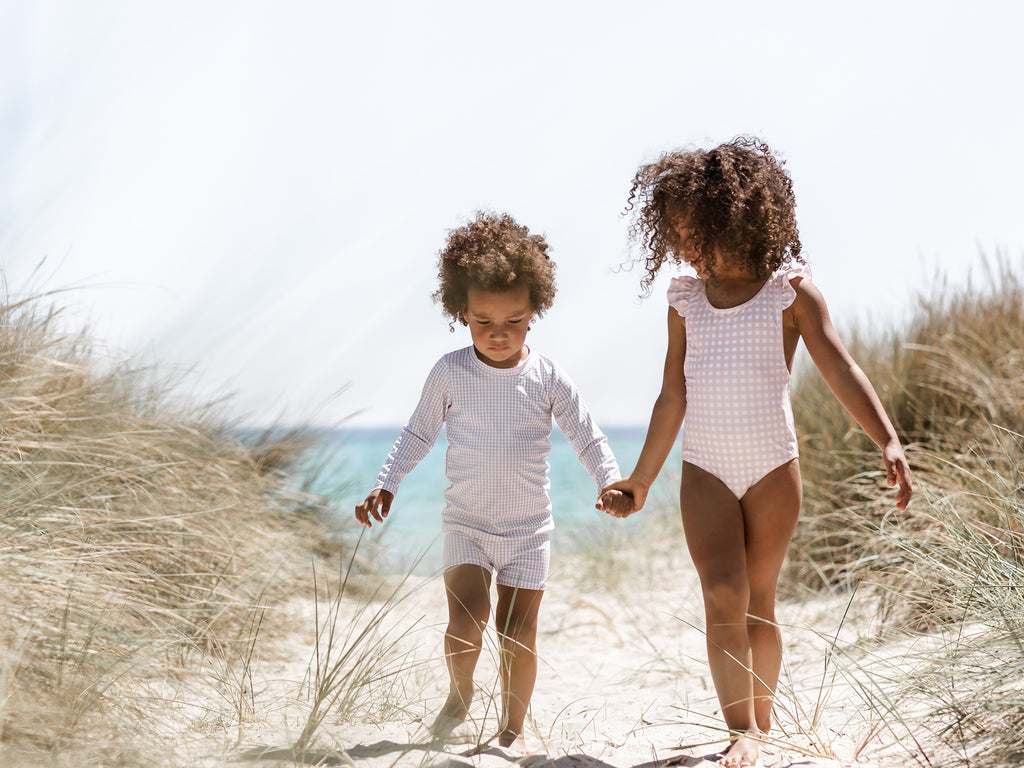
[303,425,678,574]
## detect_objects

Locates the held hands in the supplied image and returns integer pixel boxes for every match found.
[882,440,913,511]
[595,476,650,519]
[597,488,635,518]
[355,489,394,527]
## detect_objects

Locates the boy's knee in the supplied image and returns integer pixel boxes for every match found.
[447,611,487,643]
[496,608,539,643]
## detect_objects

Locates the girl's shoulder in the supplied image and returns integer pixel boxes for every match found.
[667,275,702,315]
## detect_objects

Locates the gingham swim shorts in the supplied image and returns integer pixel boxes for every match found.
[442,529,550,591]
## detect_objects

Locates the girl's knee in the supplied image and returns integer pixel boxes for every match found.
[746,588,779,623]
[702,577,749,616]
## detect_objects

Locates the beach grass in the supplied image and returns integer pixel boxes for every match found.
[789,254,1024,597]
[785,252,1024,764]
[0,290,335,764]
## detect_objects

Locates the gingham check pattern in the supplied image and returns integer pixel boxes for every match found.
[668,266,810,498]
[375,346,620,540]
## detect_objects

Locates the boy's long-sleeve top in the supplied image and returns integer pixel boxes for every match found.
[374,346,619,537]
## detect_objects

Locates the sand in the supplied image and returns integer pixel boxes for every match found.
[219,536,918,768]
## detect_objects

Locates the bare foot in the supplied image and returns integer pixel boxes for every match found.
[496,729,528,755]
[717,731,762,767]
[430,694,469,739]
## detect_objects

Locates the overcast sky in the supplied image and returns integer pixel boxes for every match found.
[2,1,1022,428]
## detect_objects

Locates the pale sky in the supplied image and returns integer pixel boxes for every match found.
[2,1,1022,427]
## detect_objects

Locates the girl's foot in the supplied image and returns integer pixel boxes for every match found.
[429,694,469,739]
[717,731,762,768]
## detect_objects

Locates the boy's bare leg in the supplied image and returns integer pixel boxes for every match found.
[432,564,492,738]
[678,460,800,768]
[493,583,544,753]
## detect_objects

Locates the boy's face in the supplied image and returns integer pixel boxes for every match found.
[462,284,534,369]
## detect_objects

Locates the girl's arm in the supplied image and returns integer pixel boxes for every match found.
[790,277,913,510]
[600,306,687,512]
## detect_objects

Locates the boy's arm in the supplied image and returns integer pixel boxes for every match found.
[549,364,620,492]
[354,357,449,526]
[355,489,394,527]
[373,356,450,494]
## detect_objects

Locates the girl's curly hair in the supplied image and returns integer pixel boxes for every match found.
[625,136,803,292]
[434,211,556,325]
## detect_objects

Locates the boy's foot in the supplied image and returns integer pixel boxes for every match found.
[429,696,469,740]
[716,731,762,768]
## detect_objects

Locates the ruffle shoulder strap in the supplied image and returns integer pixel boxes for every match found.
[780,263,812,309]
[667,275,700,316]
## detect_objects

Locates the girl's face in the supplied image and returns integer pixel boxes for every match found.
[462,284,535,368]
[670,212,719,278]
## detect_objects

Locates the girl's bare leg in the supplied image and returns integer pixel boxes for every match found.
[679,460,801,767]
[680,464,756,750]
[741,460,802,735]
[432,564,492,737]
[493,583,544,752]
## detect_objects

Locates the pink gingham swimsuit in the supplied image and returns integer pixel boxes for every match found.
[667,265,811,499]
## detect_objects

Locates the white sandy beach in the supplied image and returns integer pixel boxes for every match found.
[221,531,920,768]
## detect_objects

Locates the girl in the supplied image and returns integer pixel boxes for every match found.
[356,211,629,754]
[600,137,913,767]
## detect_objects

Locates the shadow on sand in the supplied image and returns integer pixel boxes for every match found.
[237,741,725,767]
[239,741,445,766]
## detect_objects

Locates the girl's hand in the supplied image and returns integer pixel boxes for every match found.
[597,477,650,515]
[597,488,636,518]
[883,441,913,511]
[355,489,394,527]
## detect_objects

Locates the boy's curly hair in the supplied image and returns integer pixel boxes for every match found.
[625,136,803,292]
[434,211,557,325]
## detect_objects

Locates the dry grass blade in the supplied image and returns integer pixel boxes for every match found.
[294,535,426,753]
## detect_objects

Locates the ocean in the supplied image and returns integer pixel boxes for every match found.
[301,425,679,574]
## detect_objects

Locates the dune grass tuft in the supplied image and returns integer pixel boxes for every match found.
[0,291,329,763]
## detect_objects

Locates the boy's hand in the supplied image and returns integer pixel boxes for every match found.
[596,488,637,518]
[355,489,394,527]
